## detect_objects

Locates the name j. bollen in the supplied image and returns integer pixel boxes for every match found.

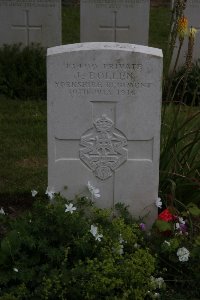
[75,71,137,80]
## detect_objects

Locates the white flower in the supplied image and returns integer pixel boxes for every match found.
[65,203,77,214]
[134,243,139,249]
[163,240,170,246]
[155,277,164,289]
[87,181,101,199]
[119,234,124,244]
[13,268,18,272]
[147,290,151,295]
[45,187,55,200]
[154,292,160,299]
[175,222,180,230]
[0,207,5,215]
[95,233,103,242]
[178,217,185,224]
[31,189,38,197]
[151,276,164,290]
[155,197,162,209]
[118,244,124,255]
[90,224,98,237]
[90,225,103,241]
[177,247,190,262]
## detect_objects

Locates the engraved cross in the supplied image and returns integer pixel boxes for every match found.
[99,11,130,42]
[55,101,154,177]
[12,10,42,46]
[54,101,154,208]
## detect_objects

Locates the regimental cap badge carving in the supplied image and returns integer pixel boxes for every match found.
[80,114,128,181]
[94,114,113,132]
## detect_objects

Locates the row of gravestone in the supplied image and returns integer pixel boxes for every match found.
[0,0,200,69]
[0,0,149,47]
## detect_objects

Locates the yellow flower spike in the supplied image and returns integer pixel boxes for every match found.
[189,27,197,39]
[177,16,188,40]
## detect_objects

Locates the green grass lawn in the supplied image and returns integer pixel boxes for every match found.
[62,5,80,44]
[149,7,171,53]
[0,98,47,198]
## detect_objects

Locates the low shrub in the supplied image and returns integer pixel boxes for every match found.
[0,194,163,300]
[0,44,46,101]
[0,189,200,299]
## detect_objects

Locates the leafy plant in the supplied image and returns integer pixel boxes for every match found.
[0,195,163,300]
[172,59,200,106]
[0,44,46,100]
[149,203,200,299]
[160,104,200,206]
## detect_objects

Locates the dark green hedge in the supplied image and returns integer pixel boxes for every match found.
[0,44,46,101]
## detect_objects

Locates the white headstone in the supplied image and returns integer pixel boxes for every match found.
[47,42,163,225]
[80,0,150,45]
[0,0,61,47]
[171,0,200,70]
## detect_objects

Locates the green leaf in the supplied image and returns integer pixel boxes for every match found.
[187,203,200,216]
[1,238,11,254]
[155,220,172,232]
[0,251,8,265]
[1,230,21,255]
[195,236,200,246]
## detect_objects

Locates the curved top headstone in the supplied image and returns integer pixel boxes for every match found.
[47,42,163,227]
[48,42,162,56]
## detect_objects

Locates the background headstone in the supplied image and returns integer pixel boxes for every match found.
[0,0,61,47]
[47,42,163,225]
[171,0,200,70]
[80,0,150,45]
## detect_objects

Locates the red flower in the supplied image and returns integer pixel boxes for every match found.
[158,208,176,222]
[157,208,179,236]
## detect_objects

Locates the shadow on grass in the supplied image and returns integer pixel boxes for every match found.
[0,192,35,217]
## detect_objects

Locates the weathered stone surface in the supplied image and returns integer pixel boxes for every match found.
[0,0,61,47]
[47,42,163,225]
[80,0,150,45]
